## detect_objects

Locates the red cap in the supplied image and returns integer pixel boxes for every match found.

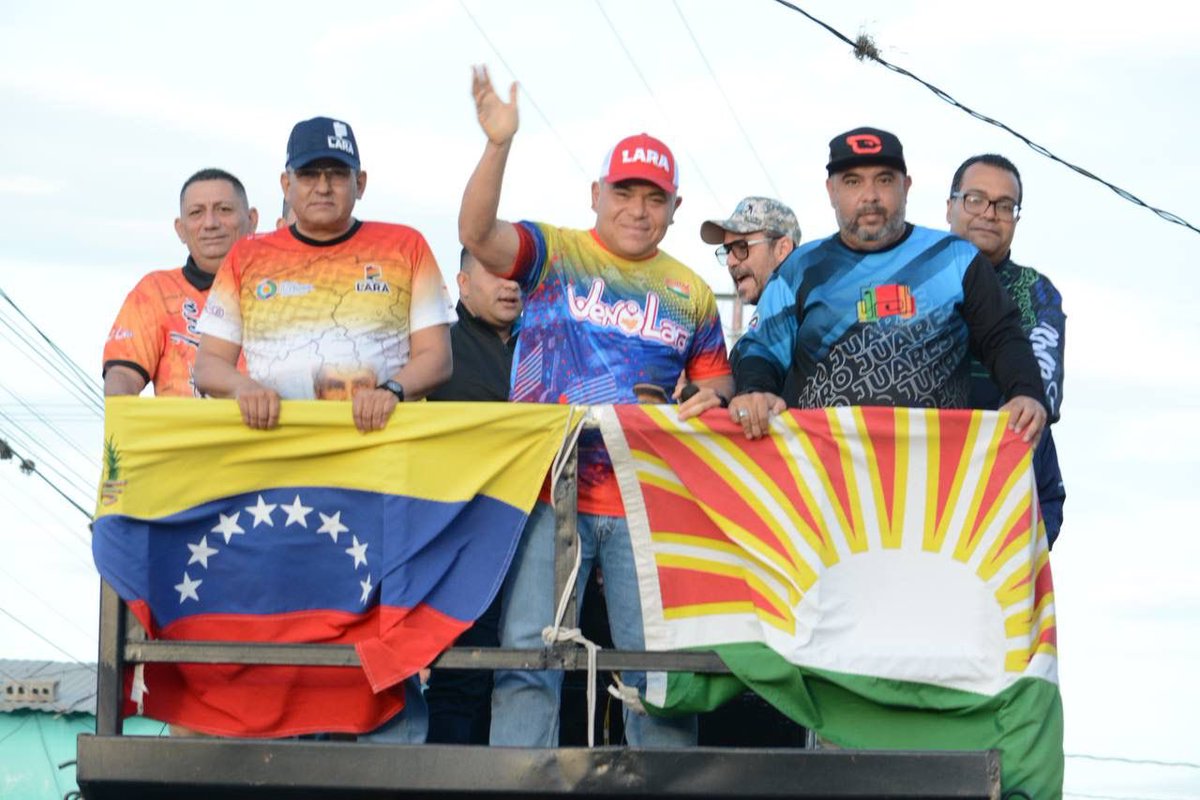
[598,133,679,194]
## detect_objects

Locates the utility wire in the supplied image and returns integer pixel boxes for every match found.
[0,417,96,503]
[0,607,94,669]
[770,0,1199,235]
[0,436,93,521]
[1066,753,1200,770]
[0,314,104,416]
[592,0,723,208]
[0,382,98,467]
[458,0,591,180]
[0,287,102,396]
[671,0,783,199]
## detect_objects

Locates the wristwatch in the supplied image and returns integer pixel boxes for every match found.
[379,379,405,402]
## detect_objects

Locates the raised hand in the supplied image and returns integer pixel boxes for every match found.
[472,64,518,146]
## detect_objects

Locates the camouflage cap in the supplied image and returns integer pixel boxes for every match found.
[700,196,801,245]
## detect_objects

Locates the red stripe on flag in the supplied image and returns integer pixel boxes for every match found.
[618,406,798,562]
[859,407,898,529]
[658,565,786,620]
[966,428,1031,549]
[642,483,728,544]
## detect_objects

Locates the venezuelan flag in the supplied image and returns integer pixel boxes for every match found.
[93,397,578,738]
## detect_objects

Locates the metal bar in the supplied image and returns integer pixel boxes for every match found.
[95,581,125,736]
[77,736,1002,799]
[122,641,732,673]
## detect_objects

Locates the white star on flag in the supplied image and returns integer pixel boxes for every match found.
[187,536,219,568]
[281,495,313,527]
[211,512,245,544]
[175,572,202,603]
[317,510,349,543]
[345,536,368,569]
[245,495,277,527]
[359,574,373,605]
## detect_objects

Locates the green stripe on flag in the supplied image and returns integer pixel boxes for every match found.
[646,642,1063,799]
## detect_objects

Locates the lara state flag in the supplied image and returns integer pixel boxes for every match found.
[93,397,577,738]
[602,405,1062,799]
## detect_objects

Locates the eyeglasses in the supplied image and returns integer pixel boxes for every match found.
[715,237,777,266]
[951,191,1020,221]
[291,166,354,185]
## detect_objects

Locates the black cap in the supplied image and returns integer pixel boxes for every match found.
[286,116,360,171]
[826,126,906,175]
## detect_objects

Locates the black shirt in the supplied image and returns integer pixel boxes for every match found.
[427,301,516,402]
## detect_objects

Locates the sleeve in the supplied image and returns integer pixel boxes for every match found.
[407,232,457,333]
[1034,430,1065,549]
[960,254,1045,407]
[195,252,244,345]
[732,262,796,395]
[510,221,549,295]
[684,286,731,381]
[102,276,162,383]
[1029,273,1066,422]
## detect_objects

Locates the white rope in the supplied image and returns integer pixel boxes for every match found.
[607,673,647,716]
[542,405,601,745]
[130,663,148,715]
[541,624,601,747]
[548,406,587,507]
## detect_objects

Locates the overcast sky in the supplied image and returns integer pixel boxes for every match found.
[1,2,1197,796]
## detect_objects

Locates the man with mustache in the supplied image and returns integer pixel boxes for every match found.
[728,127,1048,447]
[103,168,258,397]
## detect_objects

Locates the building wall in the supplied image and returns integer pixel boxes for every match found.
[0,713,163,800]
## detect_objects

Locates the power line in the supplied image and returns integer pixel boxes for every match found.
[0,287,103,407]
[671,0,783,199]
[592,0,723,208]
[0,436,93,521]
[0,562,96,642]
[457,0,591,180]
[770,0,1199,236]
[0,606,94,669]
[0,417,97,503]
[1066,753,1200,770]
[0,311,104,416]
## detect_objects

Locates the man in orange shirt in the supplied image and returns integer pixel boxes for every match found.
[103,168,258,396]
[195,116,453,434]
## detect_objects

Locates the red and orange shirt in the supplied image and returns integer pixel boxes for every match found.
[197,222,454,400]
[103,260,213,397]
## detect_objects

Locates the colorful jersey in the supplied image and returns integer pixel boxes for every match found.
[103,262,210,397]
[197,222,454,400]
[510,223,731,514]
[736,225,1043,410]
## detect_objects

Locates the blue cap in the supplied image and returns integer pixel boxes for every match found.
[285,116,360,170]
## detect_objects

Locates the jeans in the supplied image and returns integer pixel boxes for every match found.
[426,592,501,744]
[490,501,697,747]
[358,674,428,743]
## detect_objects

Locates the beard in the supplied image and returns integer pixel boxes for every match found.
[839,203,906,245]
